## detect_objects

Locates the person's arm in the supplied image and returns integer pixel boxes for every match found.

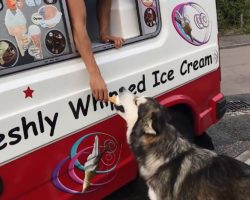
[97,0,125,48]
[67,0,108,101]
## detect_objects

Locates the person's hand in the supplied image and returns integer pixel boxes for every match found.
[89,72,108,102]
[100,34,125,49]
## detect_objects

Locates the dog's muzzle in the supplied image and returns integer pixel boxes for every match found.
[113,87,127,113]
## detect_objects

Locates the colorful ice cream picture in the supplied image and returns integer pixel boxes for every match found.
[4,6,30,56]
[0,40,18,68]
[144,8,157,27]
[175,11,193,42]
[45,30,66,55]
[172,2,212,46]
[32,5,62,28]
[28,25,43,59]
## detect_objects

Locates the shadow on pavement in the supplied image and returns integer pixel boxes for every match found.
[104,176,149,200]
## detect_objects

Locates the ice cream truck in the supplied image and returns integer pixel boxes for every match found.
[0,0,225,199]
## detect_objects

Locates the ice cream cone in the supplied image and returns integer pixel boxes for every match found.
[82,170,95,193]
[109,95,117,104]
[15,35,25,56]
[5,9,27,56]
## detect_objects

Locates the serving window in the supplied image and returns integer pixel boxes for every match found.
[86,0,161,52]
[0,0,161,76]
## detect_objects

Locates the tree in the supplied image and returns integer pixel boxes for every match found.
[216,0,247,34]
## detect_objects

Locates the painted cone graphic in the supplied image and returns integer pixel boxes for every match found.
[82,170,95,192]
[108,95,117,104]
[82,136,100,192]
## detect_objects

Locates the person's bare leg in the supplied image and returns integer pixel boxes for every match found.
[97,0,125,48]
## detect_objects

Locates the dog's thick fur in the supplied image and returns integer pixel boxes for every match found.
[115,88,250,200]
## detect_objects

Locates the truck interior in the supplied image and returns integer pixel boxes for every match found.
[85,0,161,52]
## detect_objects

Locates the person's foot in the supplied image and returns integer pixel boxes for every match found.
[194,133,215,150]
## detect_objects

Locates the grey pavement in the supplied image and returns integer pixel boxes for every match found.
[207,94,250,158]
[220,45,250,95]
[220,34,250,49]
[237,150,250,165]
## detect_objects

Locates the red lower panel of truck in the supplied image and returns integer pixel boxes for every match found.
[0,69,223,200]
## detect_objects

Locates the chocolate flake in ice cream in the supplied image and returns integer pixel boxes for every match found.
[45,30,66,55]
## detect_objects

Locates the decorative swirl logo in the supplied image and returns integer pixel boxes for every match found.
[194,13,209,29]
[172,2,212,46]
[52,132,121,194]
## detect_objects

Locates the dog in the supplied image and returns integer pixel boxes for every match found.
[113,87,250,200]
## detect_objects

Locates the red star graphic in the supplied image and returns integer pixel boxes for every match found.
[23,87,34,98]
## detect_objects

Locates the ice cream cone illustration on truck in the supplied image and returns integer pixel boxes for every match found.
[175,11,193,42]
[51,132,121,195]
[82,136,102,192]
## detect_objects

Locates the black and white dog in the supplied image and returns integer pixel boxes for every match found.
[114,87,250,200]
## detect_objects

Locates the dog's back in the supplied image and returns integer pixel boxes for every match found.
[178,155,250,200]
[146,146,250,200]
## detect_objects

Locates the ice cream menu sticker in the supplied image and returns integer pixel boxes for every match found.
[0,0,73,72]
[5,5,29,57]
[0,40,18,68]
[137,0,159,35]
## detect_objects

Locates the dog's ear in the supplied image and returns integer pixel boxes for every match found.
[150,107,169,134]
[143,119,157,135]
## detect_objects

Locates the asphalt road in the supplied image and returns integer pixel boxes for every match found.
[220,45,250,95]
[208,94,250,157]
[105,45,250,200]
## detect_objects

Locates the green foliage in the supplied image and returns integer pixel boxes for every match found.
[216,0,250,35]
